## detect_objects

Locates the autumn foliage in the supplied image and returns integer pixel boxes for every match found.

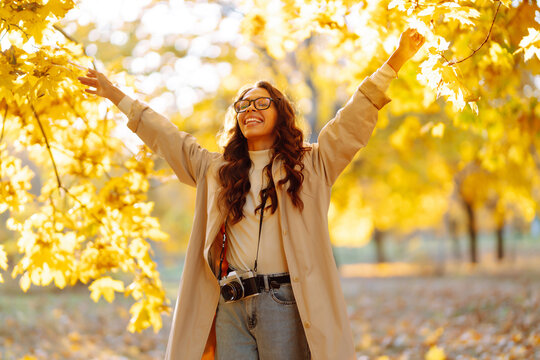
[1,0,169,332]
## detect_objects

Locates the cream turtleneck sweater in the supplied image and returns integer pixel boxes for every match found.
[226,149,288,274]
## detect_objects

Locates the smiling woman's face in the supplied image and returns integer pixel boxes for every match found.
[236,87,278,151]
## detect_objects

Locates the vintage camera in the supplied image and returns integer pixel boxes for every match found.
[219,270,260,302]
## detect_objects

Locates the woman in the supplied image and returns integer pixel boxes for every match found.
[79,28,425,360]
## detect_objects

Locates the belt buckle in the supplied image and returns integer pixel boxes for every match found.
[270,279,281,289]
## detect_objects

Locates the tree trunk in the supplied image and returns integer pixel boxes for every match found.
[288,36,320,143]
[496,222,504,261]
[448,217,461,261]
[464,201,478,264]
[373,228,386,263]
[304,69,319,143]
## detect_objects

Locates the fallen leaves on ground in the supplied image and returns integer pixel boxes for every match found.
[1,267,539,359]
[345,271,540,359]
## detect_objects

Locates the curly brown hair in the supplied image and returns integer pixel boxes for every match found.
[218,81,309,224]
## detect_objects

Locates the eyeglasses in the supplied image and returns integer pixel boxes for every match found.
[233,97,274,113]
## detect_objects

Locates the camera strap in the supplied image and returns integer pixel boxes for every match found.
[217,223,228,280]
[253,188,268,274]
[218,188,269,280]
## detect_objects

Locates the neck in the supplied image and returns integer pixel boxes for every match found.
[247,137,274,151]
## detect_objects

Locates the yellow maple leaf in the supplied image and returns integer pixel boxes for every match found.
[431,123,445,138]
[517,28,540,62]
[0,245,7,270]
[47,0,76,20]
[388,0,406,11]
[89,276,125,303]
[128,300,149,333]
[425,345,446,360]
[19,272,31,292]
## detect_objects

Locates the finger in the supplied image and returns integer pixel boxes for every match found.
[78,77,99,86]
[84,89,97,95]
[86,78,99,86]
[78,76,93,82]
[86,69,99,78]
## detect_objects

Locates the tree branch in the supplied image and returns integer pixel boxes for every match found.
[445,1,502,66]
[48,144,114,180]
[52,24,97,70]
[0,106,7,144]
[32,105,62,189]
[52,24,77,43]
[62,187,107,228]
[0,29,7,42]
[66,100,136,157]
[0,19,30,40]
[30,113,107,230]
[31,106,115,230]
[529,143,540,171]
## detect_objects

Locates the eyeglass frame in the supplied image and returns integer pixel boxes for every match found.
[233,97,275,113]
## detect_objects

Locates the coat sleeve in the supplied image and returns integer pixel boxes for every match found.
[311,64,396,185]
[119,97,214,187]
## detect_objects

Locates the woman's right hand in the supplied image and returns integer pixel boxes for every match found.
[78,68,125,106]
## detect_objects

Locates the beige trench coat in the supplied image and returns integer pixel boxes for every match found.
[125,77,391,360]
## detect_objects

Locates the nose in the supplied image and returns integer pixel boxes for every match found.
[245,102,257,112]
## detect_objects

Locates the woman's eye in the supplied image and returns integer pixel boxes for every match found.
[256,99,268,107]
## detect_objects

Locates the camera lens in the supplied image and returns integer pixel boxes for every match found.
[221,281,244,301]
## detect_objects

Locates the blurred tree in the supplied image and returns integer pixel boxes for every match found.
[237,0,540,263]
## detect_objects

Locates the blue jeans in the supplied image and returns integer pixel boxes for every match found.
[215,272,311,360]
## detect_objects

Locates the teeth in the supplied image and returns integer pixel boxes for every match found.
[245,118,263,125]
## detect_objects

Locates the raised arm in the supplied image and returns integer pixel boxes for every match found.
[78,69,214,187]
[312,28,425,185]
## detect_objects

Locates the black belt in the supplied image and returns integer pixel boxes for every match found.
[256,274,290,290]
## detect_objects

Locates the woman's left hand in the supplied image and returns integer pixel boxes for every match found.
[386,28,426,73]
[396,28,426,61]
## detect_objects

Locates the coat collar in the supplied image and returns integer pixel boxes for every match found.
[271,153,286,181]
